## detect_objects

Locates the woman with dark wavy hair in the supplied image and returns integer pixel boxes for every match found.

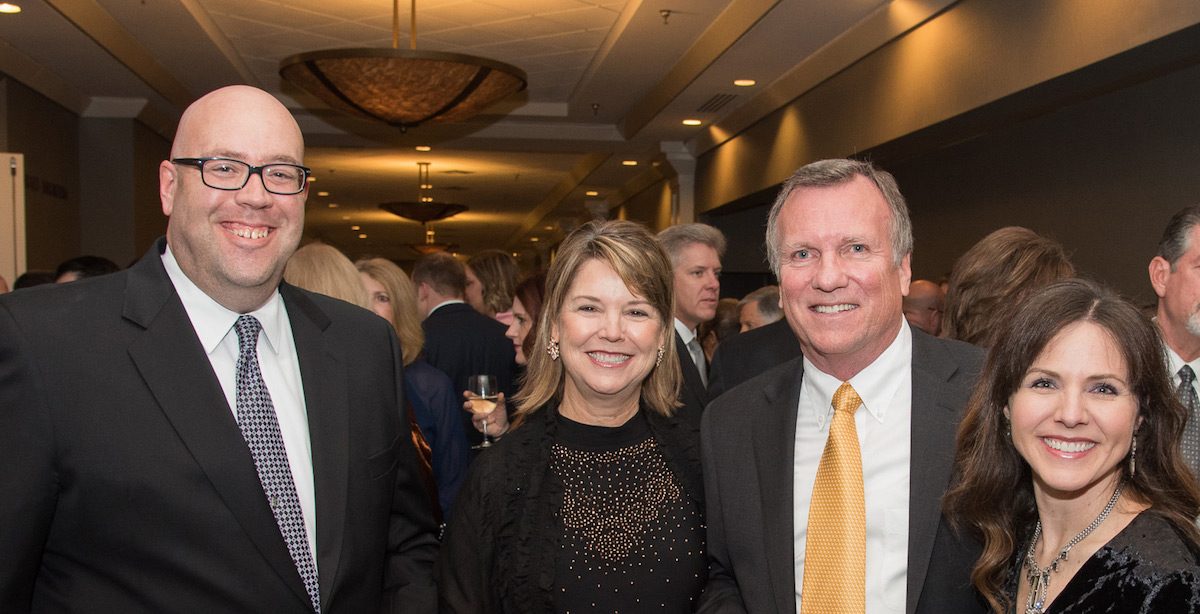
[944,279,1200,613]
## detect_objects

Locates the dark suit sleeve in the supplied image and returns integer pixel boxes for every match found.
[381,333,441,613]
[697,408,748,613]
[0,302,56,612]
[707,345,730,399]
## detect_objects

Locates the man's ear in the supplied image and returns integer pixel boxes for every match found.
[1149,256,1172,299]
[159,160,177,216]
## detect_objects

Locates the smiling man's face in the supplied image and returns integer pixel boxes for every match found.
[775,175,910,380]
[160,86,307,313]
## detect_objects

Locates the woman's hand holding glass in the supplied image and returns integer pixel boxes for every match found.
[463,390,509,441]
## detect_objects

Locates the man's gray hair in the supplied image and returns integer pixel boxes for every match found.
[764,158,912,276]
[738,285,782,323]
[1157,205,1200,269]
[657,223,727,267]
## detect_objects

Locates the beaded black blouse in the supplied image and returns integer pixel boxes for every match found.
[1006,512,1200,613]
[551,410,706,613]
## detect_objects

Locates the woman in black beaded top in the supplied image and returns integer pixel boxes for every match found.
[944,279,1200,613]
[438,220,706,613]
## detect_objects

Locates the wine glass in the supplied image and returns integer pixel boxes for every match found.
[467,374,498,449]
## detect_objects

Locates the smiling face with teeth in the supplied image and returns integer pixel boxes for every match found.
[553,258,666,423]
[159,86,307,313]
[775,175,911,380]
[1005,321,1139,504]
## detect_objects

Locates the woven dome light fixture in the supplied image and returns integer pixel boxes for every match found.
[280,0,527,131]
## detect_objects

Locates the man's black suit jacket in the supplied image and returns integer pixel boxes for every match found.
[698,327,985,613]
[0,240,439,612]
[422,302,516,446]
[707,318,803,399]
[675,330,710,421]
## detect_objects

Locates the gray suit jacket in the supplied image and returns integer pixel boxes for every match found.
[698,327,984,613]
[0,239,439,612]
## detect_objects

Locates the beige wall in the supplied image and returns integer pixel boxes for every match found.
[2,77,81,271]
[615,178,674,232]
[695,0,1200,214]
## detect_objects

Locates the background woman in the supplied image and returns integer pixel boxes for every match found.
[438,220,705,612]
[945,279,1200,613]
[356,257,470,520]
[465,249,520,325]
[470,271,547,438]
[942,226,1074,347]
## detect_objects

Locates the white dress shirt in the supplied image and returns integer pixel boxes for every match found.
[793,320,912,614]
[162,246,317,566]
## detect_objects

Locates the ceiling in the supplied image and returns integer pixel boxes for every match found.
[0,0,893,263]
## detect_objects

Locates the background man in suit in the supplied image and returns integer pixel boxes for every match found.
[0,85,438,612]
[700,159,983,614]
[412,252,516,445]
[657,223,725,419]
[1148,205,1200,479]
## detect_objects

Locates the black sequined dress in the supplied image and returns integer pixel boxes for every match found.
[437,400,706,613]
[552,410,706,613]
[1006,512,1200,613]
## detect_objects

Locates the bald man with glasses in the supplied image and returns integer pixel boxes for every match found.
[0,85,438,613]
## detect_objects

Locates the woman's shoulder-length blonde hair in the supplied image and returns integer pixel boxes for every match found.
[284,242,370,310]
[355,257,424,366]
[513,220,680,419]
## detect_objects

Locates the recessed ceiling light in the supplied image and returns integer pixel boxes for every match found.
[530,237,540,242]
[351,225,361,230]
[415,145,432,152]
[0,4,22,15]
[307,176,316,183]
[328,203,339,208]
[585,190,599,197]
[543,225,554,231]
[358,233,368,239]
[420,183,432,189]
[682,119,702,126]
[621,160,638,166]
[733,79,756,87]
[317,191,330,197]
[341,215,351,220]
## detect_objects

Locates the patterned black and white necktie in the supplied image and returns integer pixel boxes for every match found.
[1178,365,1200,477]
[235,315,321,613]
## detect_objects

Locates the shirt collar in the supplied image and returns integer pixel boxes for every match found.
[430,299,465,316]
[1162,344,1200,380]
[803,318,912,429]
[161,245,287,356]
[674,318,697,343]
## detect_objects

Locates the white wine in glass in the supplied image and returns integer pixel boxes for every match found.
[467,374,498,449]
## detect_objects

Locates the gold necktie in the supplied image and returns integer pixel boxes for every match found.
[800,381,866,614]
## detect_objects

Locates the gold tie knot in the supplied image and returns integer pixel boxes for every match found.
[832,381,862,415]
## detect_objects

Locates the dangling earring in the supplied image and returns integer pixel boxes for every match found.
[1129,430,1138,478]
[656,344,664,366]
[547,339,560,361]
[1003,416,1011,441]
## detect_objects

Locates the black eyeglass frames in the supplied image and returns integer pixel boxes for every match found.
[171,157,311,195]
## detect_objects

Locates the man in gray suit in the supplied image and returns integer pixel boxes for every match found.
[699,159,983,614]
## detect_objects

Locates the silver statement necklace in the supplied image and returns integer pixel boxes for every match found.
[1023,483,1123,614]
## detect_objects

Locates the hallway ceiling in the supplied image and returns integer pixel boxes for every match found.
[0,0,897,263]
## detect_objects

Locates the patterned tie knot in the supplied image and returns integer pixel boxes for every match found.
[1182,365,1196,386]
[832,381,862,415]
[235,315,263,352]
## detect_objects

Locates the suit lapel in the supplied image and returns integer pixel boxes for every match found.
[753,357,804,614]
[123,244,311,608]
[906,332,964,614]
[674,331,709,407]
[282,284,350,612]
